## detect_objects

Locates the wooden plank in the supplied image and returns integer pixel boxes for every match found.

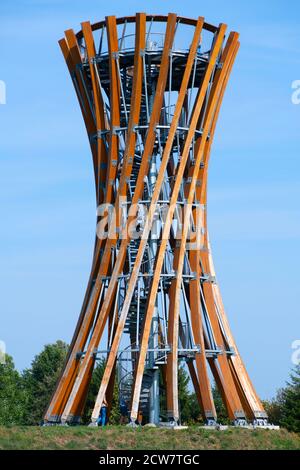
[49,13,146,423]
[195,34,246,420]
[182,40,240,423]
[55,14,147,416]
[45,21,120,420]
[62,15,121,420]
[90,16,204,423]
[130,23,228,422]
[179,36,243,422]
[198,40,265,419]
[61,12,176,424]
[45,34,102,422]
[60,11,176,423]
[165,31,241,423]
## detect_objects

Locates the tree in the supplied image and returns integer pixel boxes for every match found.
[262,366,300,432]
[0,354,28,425]
[178,365,198,424]
[262,389,285,425]
[181,391,204,425]
[23,340,68,425]
[280,365,300,433]
[158,364,202,424]
[212,385,230,424]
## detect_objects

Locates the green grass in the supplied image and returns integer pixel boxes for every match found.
[0,426,299,450]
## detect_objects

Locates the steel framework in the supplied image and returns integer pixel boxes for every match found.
[44,13,268,426]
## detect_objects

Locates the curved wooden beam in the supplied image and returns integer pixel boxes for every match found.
[60,13,177,424]
[90,17,205,423]
[130,23,228,422]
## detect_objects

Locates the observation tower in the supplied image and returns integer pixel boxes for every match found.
[45,13,268,427]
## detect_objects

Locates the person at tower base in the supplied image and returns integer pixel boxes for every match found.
[97,398,108,427]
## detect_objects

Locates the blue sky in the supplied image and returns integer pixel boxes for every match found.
[0,0,299,400]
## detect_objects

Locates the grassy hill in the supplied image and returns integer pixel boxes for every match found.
[0,426,299,450]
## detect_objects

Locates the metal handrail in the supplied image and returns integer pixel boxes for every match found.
[75,14,218,41]
[118,32,166,52]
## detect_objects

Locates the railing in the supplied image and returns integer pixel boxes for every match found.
[118,32,166,52]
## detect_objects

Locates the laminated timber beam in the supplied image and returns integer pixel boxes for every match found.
[60,13,177,424]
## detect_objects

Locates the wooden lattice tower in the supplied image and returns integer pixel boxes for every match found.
[44,13,268,426]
